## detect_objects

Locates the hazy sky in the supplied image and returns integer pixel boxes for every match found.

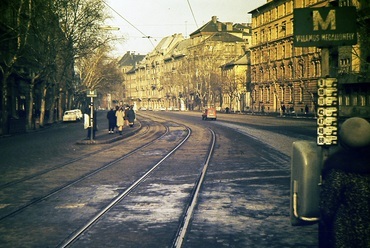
[104,0,267,56]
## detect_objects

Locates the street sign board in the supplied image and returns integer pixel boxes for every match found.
[87,90,97,97]
[294,7,357,47]
[317,78,338,146]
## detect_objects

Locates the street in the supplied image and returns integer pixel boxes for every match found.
[0,111,318,247]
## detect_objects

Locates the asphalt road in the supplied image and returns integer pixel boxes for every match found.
[0,110,318,247]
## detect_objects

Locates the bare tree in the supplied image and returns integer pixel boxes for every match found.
[75,45,122,98]
[0,0,33,133]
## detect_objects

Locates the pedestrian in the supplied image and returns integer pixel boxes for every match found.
[319,117,370,248]
[115,106,125,135]
[126,105,136,127]
[107,108,116,134]
[281,104,286,114]
[124,105,130,126]
[305,104,309,115]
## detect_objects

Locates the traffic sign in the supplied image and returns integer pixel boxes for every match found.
[317,78,338,146]
[87,90,97,97]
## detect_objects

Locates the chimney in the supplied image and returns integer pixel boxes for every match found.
[217,23,222,31]
[212,16,217,24]
[226,22,233,31]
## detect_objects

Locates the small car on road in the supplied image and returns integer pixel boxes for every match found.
[72,109,83,120]
[63,110,78,122]
[202,107,217,120]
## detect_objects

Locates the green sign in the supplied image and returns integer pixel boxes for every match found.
[294,7,357,47]
[87,90,97,97]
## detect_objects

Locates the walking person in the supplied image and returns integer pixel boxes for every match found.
[124,105,130,127]
[126,105,136,127]
[319,117,370,248]
[107,108,116,134]
[115,106,125,135]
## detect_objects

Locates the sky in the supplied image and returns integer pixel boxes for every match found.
[104,0,267,56]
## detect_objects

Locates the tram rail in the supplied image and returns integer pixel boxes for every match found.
[0,119,166,222]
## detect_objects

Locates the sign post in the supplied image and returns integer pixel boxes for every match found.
[87,90,97,141]
[290,6,358,232]
[294,6,357,148]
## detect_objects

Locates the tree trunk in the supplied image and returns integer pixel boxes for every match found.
[39,86,47,127]
[27,82,34,129]
[1,74,10,135]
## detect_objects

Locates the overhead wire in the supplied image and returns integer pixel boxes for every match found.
[102,0,157,48]
[186,0,199,28]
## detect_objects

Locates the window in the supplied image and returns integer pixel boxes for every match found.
[288,86,293,103]
[275,25,279,39]
[299,87,303,102]
[259,87,264,102]
[268,27,272,41]
[281,21,286,37]
[280,86,285,102]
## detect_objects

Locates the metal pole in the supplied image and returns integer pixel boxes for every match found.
[90,97,94,141]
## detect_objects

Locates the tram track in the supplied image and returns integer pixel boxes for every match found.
[0,117,215,247]
[0,119,166,222]
[54,117,216,247]
[0,121,147,190]
[57,126,194,247]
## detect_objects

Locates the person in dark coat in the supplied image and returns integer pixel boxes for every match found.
[319,117,370,248]
[106,108,116,134]
[126,105,136,127]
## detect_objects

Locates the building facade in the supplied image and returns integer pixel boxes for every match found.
[122,16,252,111]
[249,0,370,118]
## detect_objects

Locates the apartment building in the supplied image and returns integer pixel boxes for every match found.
[123,16,251,111]
[249,0,370,118]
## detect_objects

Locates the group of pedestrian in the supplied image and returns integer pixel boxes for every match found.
[107,105,136,135]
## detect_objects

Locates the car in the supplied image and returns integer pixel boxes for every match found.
[159,106,166,111]
[72,109,83,120]
[202,107,217,120]
[63,110,78,122]
[140,107,147,111]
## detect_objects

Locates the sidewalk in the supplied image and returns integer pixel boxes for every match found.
[77,120,142,145]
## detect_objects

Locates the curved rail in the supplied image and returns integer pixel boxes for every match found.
[0,121,149,190]
[57,127,192,248]
[0,123,168,222]
[172,128,216,248]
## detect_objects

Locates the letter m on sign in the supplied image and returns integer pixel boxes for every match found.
[313,10,336,31]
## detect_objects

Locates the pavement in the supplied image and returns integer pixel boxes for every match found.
[76,120,142,145]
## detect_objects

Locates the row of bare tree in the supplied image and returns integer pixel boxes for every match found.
[0,0,122,135]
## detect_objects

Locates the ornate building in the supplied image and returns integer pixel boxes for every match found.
[249,0,370,118]
[122,16,251,111]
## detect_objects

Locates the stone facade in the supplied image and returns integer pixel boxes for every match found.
[121,17,252,111]
[249,0,370,117]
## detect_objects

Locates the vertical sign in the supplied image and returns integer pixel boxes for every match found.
[317,78,338,146]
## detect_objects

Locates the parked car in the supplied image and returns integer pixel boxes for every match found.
[202,107,217,120]
[72,109,83,120]
[63,110,78,122]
